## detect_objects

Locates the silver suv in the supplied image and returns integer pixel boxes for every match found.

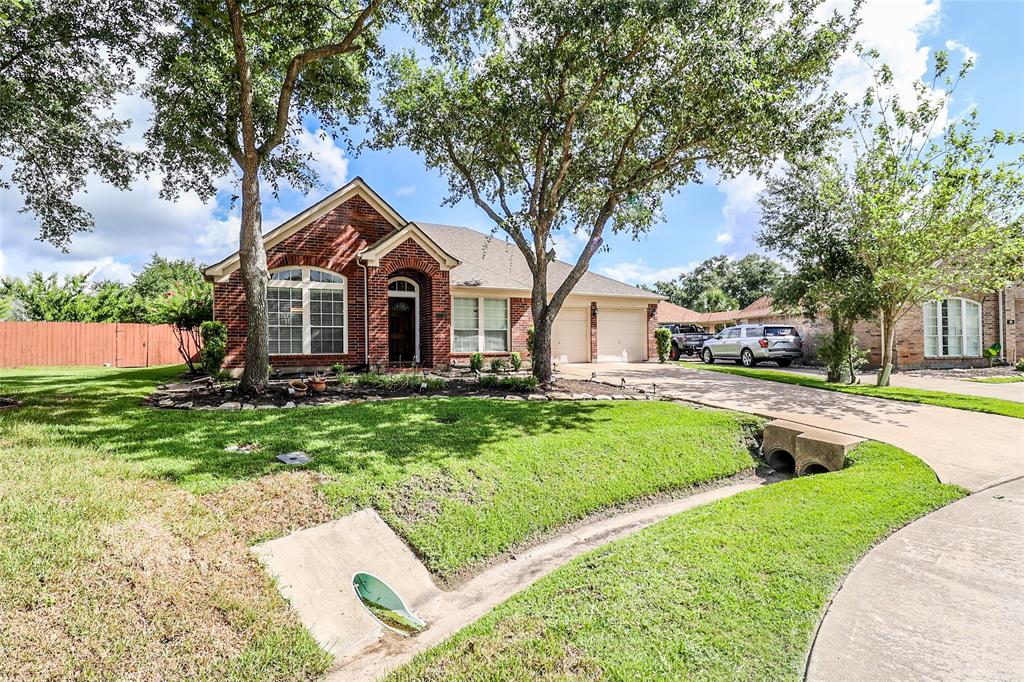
[701,324,802,368]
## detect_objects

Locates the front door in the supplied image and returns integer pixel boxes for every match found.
[389,297,416,362]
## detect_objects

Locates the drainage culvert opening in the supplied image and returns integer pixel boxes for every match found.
[800,463,831,476]
[765,449,795,475]
[352,572,426,636]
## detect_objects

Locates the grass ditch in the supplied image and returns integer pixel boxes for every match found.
[387,441,966,681]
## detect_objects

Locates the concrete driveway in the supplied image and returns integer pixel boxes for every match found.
[559,362,1023,492]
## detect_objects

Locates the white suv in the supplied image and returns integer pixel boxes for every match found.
[701,324,803,368]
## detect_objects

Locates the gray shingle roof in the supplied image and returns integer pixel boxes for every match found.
[415,223,658,299]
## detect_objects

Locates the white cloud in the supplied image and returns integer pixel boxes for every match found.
[600,259,698,286]
[395,185,416,197]
[715,232,734,245]
[0,247,8,277]
[945,39,978,65]
[296,128,350,189]
[713,171,767,255]
[550,229,589,262]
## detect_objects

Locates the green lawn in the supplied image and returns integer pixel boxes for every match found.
[0,365,759,678]
[680,362,1024,419]
[967,375,1024,384]
[388,442,966,681]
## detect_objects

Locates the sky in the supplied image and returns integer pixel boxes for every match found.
[1,0,1022,287]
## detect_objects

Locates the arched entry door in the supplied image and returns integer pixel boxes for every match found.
[388,278,419,363]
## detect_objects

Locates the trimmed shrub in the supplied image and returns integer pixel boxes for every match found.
[509,352,522,371]
[490,357,509,372]
[1015,358,1024,372]
[655,327,672,363]
[469,352,484,371]
[479,374,539,392]
[199,321,227,377]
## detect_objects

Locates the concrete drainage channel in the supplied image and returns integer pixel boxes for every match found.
[252,420,864,681]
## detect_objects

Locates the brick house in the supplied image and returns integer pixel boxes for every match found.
[203,178,660,372]
[664,291,1023,369]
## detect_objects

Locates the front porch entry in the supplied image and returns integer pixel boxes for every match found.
[388,277,419,363]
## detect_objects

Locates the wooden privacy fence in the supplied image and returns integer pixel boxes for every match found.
[0,321,199,368]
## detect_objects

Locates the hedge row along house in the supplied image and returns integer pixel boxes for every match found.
[658,290,1024,369]
[203,178,661,373]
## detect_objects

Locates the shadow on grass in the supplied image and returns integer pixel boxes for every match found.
[0,366,615,491]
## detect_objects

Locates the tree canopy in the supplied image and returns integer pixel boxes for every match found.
[1,0,158,248]
[376,0,856,382]
[144,0,495,390]
[648,254,787,312]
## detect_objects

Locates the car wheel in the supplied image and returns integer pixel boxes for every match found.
[776,359,792,368]
[741,348,755,367]
[670,344,681,361]
[702,348,714,364]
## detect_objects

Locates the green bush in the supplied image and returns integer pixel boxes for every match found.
[817,329,868,384]
[355,373,446,391]
[1015,358,1024,372]
[509,352,522,371]
[469,352,484,371]
[479,374,539,392]
[654,327,672,363]
[199,321,227,377]
[490,357,509,372]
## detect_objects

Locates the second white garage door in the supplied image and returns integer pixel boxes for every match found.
[597,308,646,362]
[551,307,589,363]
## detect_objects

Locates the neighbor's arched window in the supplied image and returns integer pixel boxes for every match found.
[267,267,346,355]
[923,297,982,357]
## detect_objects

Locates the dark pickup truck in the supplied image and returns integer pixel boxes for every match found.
[662,324,715,359]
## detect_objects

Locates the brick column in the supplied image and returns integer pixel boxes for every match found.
[647,303,658,361]
[590,302,598,361]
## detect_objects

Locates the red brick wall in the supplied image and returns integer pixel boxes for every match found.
[213,195,452,370]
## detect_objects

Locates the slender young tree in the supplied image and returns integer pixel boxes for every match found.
[376,0,858,384]
[849,51,1024,385]
[758,156,876,382]
[145,0,490,392]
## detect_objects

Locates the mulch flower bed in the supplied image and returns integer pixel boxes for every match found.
[144,373,663,411]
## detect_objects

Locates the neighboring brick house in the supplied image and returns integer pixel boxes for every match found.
[667,291,1023,369]
[203,178,660,372]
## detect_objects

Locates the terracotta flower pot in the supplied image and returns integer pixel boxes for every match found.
[308,380,327,393]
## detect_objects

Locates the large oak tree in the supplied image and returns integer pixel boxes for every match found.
[375,0,858,384]
[145,0,491,391]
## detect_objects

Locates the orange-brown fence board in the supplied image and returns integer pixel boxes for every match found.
[0,322,198,368]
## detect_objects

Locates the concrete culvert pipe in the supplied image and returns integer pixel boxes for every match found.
[765,449,796,475]
[799,462,831,476]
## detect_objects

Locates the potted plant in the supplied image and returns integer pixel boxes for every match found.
[308,372,328,393]
[288,378,308,397]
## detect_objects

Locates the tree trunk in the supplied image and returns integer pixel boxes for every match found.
[238,163,270,392]
[529,262,555,386]
[876,308,897,387]
[825,310,843,383]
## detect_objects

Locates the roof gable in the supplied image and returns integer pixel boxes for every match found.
[204,177,408,281]
[358,224,460,270]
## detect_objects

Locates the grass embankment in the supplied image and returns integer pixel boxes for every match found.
[682,362,1024,419]
[0,366,758,677]
[389,442,966,681]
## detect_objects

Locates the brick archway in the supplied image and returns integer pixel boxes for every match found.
[366,239,451,368]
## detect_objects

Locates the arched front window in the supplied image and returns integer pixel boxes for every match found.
[267,267,346,355]
[923,297,982,357]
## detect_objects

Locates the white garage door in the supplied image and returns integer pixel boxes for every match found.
[551,307,589,363]
[597,308,646,362]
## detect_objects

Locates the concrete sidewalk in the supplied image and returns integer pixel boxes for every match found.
[559,362,1024,492]
[806,477,1024,681]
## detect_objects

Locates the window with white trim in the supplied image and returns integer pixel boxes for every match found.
[452,297,509,352]
[923,298,982,357]
[267,266,346,355]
